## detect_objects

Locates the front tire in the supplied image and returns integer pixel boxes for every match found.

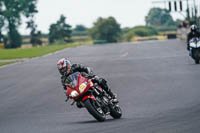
[195,59,200,64]
[84,99,106,122]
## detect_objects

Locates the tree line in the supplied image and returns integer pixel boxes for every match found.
[0,0,37,48]
[0,0,121,48]
[0,0,180,49]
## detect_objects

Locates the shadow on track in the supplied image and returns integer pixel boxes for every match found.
[67,118,125,125]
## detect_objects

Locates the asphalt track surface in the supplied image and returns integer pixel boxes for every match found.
[0,39,200,133]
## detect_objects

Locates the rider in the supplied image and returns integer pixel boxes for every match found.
[57,58,117,103]
[187,24,200,50]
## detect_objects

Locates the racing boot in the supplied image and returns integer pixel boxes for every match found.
[99,78,118,103]
[94,77,118,103]
[107,90,118,103]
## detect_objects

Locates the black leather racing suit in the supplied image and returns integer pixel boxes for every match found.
[60,64,115,98]
[187,31,200,50]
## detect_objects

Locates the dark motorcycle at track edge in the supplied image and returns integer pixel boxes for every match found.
[189,37,200,64]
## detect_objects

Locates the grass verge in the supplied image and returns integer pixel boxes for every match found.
[0,62,16,67]
[0,41,92,59]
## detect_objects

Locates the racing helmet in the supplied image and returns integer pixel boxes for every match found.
[57,58,71,75]
[191,24,197,32]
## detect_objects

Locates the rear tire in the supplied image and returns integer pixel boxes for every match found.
[110,104,122,119]
[84,99,106,122]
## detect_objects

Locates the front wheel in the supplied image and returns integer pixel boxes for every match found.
[84,99,106,122]
[195,59,200,64]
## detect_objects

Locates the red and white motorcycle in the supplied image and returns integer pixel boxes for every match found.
[65,72,122,122]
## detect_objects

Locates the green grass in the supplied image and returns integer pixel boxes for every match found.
[0,62,16,66]
[0,41,92,59]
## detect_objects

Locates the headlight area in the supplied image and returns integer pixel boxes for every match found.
[69,90,79,98]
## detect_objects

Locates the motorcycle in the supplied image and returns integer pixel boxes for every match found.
[189,37,200,64]
[64,72,122,122]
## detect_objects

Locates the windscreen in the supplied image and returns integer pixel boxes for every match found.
[65,72,79,88]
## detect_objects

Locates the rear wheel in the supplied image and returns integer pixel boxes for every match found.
[84,99,106,122]
[110,104,122,119]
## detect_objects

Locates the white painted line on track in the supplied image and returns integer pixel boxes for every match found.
[0,61,23,69]
[42,48,72,58]
[121,52,129,57]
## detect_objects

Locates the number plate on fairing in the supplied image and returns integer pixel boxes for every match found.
[79,82,88,93]
[197,41,200,48]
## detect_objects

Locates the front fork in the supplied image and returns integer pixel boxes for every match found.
[189,48,192,56]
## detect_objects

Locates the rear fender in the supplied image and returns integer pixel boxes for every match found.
[82,95,96,101]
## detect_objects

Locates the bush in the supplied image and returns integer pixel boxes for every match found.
[153,26,177,32]
[89,17,121,43]
[72,31,88,36]
[5,29,22,48]
[30,31,43,47]
[48,15,72,44]
[132,26,158,36]
[124,26,158,41]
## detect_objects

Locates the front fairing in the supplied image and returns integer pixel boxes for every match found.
[189,39,200,56]
[189,38,200,48]
[66,72,93,100]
